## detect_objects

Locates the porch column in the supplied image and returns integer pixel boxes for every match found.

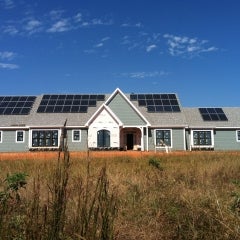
[140,127,144,151]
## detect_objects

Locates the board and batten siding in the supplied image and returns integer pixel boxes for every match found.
[148,128,185,151]
[88,108,120,148]
[214,129,240,150]
[67,129,88,151]
[107,93,146,126]
[0,130,29,152]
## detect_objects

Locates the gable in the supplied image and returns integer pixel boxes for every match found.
[107,92,147,126]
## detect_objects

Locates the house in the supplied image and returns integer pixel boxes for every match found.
[0,88,239,152]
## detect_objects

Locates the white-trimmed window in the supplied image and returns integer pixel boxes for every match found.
[192,130,213,147]
[155,129,172,147]
[31,130,59,147]
[16,130,25,143]
[72,130,81,142]
[0,131,2,143]
[236,130,240,142]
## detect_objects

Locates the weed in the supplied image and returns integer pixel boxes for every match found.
[148,157,163,170]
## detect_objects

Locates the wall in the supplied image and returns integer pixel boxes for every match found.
[67,129,88,151]
[214,129,240,150]
[88,109,120,148]
[148,128,185,151]
[0,130,29,152]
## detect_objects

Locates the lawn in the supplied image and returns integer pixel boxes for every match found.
[0,150,240,239]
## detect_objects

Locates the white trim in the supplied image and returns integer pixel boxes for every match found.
[190,129,214,149]
[0,131,2,143]
[29,129,61,149]
[16,130,25,143]
[154,129,172,148]
[72,129,81,142]
[236,130,240,142]
[183,128,186,151]
[85,104,123,127]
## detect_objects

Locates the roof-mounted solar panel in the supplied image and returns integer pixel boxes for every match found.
[130,93,181,112]
[199,108,228,121]
[0,96,36,115]
[37,94,105,113]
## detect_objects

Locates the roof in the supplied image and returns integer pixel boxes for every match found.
[0,89,240,129]
[183,107,240,128]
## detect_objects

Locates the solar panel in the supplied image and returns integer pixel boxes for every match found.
[0,96,36,115]
[199,108,228,121]
[130,93,181,112]
[37,94,105,113]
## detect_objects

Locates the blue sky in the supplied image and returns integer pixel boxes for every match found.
[0,0,239,107]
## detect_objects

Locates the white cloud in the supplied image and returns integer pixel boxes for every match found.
[1,0,15,9]
[164,34,218,57]
[0,51,15,60]
[0,62,19,69]
[74,13,82,22]
[47,19,71,33]
[49,10,65,20]
[24,19,42,34]
[146,44,157,52]
[3,25,18,35]
[121,71,169,79]
[94,42,104,48]
[121,22,143,28]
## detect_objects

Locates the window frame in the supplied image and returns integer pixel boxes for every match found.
[16,130,25,143]
[236,130,240,142]
[72,130,81,142]
[154,129,172,148]
[30,129,60,148]
[191,130,214,148]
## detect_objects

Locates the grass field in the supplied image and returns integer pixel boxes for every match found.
[0,150,240,239]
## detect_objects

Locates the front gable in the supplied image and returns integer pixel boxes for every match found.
[106,88,149,126]
[87,106,121,149]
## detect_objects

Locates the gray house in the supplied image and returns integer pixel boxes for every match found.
[0,88,240,152]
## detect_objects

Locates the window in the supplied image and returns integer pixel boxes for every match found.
[16,130,25,143]
[0,131,2,143]
[236,130,240,142]
[72,130,81,142]
[97,129,110,148]
[32,130,59,147]
[192,130,212,146]
[155,129,172,147]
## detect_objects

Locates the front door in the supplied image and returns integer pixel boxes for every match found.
[97,130,110,148]
[127,133,134,150]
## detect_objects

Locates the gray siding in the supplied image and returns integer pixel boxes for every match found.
[67,129,88,151]
[214,130,240,150]
[0,130,29,152]
[107,93,147,126]
[148,128,185,151]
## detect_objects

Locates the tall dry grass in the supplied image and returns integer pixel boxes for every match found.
[0,151,240,239]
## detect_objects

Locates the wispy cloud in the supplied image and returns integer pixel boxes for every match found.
[121,22,143,28]
[47,19,71,33]
[121,32,161,53]
[1,0,15,9]
[146,44,157,52]
[1,9,113,36]
[163,34,218,57]
[0,51,16,60]
[0,63,19,69]
[121,71,169,79]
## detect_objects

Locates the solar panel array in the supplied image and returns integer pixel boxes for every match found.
[199,108,228,121]
[0,96,36,115]
[130,94,181,112]
[37,94,105,113]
